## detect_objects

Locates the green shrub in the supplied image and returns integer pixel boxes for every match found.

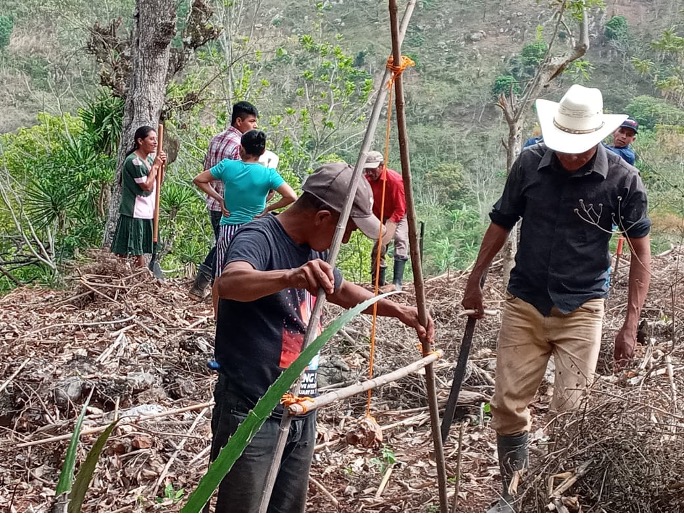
[492,75,521,97]
[17,55,50,86]
[418,203,485,275]
[605,15,628,41]
[521,40,548,67]
[423,162,473,212]
[79,91,124,156]
[0,112,113,283]
[626,95,684,129]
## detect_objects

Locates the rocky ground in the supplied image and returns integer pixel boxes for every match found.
[0,247,682,512]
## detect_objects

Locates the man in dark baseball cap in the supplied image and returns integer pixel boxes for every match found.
[208,161,434,513]
[605,117,638,165]
[301,162,382,239]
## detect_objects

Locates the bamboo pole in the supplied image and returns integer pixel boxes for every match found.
[288,350,442,415]
[388,0,448,510]
[257,3,418,511]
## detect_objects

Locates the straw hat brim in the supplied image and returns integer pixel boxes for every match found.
[536,98,627,154]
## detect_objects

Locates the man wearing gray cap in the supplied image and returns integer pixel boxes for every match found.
[208,162,434,512]
[462,85,651,512]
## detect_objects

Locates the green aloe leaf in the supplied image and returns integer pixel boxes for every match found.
[67,419,120,512]
[55,389,93,497]
[181,291,394,512]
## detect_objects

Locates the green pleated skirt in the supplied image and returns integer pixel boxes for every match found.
[110,215,153,256]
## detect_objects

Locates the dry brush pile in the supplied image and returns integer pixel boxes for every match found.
[0,247,682,512]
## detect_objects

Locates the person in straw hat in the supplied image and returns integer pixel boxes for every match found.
[461,84,651,512]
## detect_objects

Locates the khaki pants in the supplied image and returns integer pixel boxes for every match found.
[491,295,604,436]
[373,216,409,267]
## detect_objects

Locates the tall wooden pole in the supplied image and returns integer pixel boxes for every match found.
[388,0,449,511]
[256,3,418,512]
[152,124,164,247]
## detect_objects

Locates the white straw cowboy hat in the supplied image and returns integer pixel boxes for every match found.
[536,84,627,154]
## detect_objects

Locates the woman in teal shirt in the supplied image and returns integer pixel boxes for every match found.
[193,130,297,313]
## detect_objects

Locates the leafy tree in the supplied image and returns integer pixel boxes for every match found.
[0,15,13,50]
[496,26,550,95]
[632,27,684,109]
[202,0,272,117]
[422,162,473,212]
[265,31,373,178]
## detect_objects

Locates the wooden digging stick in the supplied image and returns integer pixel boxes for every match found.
[149,123,165,278]
[388,0,448,510]
[152,123,164,247]
[256,3,418,512]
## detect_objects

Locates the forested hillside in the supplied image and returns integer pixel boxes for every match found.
[0,0,683,287]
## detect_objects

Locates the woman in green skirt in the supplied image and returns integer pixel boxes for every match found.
[110,126,167,268]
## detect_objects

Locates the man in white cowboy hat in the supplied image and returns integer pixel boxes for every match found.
[461,84,651,512]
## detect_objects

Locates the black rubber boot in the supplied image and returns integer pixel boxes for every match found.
[488,432,529,513]
[188,263,212,300]
[371,266,387,287]
[392,258,407,291]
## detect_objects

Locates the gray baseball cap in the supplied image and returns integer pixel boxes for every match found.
[302,162,383,239]
[364,150,384,169]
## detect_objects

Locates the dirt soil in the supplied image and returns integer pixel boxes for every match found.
[0,247,682,512]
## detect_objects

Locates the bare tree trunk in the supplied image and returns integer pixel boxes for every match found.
[103,0,176,246]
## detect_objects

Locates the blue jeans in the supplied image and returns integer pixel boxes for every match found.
[201,210,223,279]
[210,374,316,512]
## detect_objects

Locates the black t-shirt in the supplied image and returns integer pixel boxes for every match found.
[214,215,342,412]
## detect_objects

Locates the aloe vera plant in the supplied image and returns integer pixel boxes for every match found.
[67,419,119,512]
[52,389,119,513]
[53,390,93,512]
